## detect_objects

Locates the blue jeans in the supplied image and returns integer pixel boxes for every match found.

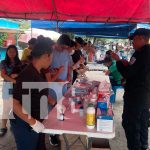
[10,115,45,150]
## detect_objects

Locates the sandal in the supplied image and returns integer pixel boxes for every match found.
[0,128,7,137]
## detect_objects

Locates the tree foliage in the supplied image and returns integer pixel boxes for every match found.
[0,33,8,46]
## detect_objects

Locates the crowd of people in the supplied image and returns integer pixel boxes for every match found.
[0,34,96,149]
[0,28,150,150]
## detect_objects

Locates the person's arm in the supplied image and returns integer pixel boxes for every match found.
[45,72,52,82]
[72,61,80,70]
[13,79,45,133]
[13,79,36,125]
[13,98,45,133]
[10,74,18,79]
[121,48,150,80]
[67,64,71,82]
[104,70,110,75]
[45,66,64,82]
[71,57,86,71]
[51,66,64,81]
[116,57,141,79]
[110,52,136,79]
[13,99,36,125]
[48,95,57,106]
[1,69,16,83]
[72,56,84,70]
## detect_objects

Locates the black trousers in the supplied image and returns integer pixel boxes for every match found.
[122,106,149,150]
[10,115,46,150]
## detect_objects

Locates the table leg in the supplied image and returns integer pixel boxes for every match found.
[63,134,86,150]
[78,136,86,149]
[63,134,70,150]
[86,137,92,150]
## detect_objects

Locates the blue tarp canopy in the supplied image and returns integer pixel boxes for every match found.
[83,35,128,39]
[31,20,137,38]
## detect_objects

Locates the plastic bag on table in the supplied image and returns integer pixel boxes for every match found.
[98,80,111,92]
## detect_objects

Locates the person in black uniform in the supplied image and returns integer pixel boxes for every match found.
[10,37,56,150]
[72,37,85,83]
[111,28,150,150]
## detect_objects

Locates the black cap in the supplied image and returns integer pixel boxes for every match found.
[75,37,85,45]
[129,28,150,40]
[57,34,71,46]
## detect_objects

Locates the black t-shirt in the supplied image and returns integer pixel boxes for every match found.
[11,63,28,74]
[117,44,150,108]
[72,49,82,64]
[72,49,83,83]
[13,63,49,121]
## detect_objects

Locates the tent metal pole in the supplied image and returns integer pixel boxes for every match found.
[56,21,59,32]
[31,27,33,38]
[52,0,59,32]
[16,32,19,47]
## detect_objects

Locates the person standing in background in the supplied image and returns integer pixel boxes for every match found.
[0,45,21,136]
[103,56,123,87]
[42,38,65,83]
[72,37,85,83]
[67,40,85,83]
[82,42,88,64]
[11,37,56,150]
[21,38,37,63]
[50,34,71,82]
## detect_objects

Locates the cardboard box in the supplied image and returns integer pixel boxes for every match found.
[97,115,113,133]
[91,138,111,150]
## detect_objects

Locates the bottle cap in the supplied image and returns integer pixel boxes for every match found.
[88,103,94,107]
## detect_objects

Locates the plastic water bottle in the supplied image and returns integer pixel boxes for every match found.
[86,103,95,129]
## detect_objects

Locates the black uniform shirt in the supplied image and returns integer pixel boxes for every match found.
[117,44,150,108]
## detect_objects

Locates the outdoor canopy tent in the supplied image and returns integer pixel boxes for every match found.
[81,35,129,39]
[31,21,136,38]
[0,0,150,23]
[77,23,150,38]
